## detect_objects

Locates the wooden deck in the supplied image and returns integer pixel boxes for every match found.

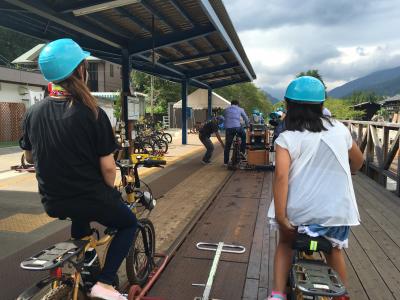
[147,171,400,300]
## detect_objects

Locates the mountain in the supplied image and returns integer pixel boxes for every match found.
[329,66,400,98]
[262,90,280,104]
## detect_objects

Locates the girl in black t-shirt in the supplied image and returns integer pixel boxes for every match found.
[21,39,136,300]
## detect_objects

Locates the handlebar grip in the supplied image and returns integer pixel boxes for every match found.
[143,159,167,166]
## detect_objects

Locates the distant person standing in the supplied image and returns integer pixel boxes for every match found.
[223,100,249,165]
[199,116,225,164]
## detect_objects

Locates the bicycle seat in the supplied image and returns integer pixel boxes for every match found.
[20,240,89,271]
[292,233,332,254]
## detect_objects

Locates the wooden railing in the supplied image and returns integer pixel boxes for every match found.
[342,120,400,195]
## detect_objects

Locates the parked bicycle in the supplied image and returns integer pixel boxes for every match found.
[17,157,166,300]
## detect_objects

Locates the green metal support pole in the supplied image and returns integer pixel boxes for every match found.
[182,79,188,144]
[208,87,212,120]
[122,49,130,158]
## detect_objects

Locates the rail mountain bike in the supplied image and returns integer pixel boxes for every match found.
[17,157,166,300]
[228,130,244,170]
[288,233,348,300]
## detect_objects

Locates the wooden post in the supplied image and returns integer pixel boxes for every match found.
[382,126,389,186]
[366,125,374,178]
[357,124,363,146]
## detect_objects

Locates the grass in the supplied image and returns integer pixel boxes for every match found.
[0,141,19,148]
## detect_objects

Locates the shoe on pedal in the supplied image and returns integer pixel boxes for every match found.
[90,283,127,300]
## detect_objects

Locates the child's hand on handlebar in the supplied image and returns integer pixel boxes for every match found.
[277,217,296,233]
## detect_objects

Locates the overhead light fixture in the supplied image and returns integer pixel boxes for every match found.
[173,56,210,66]
[73,0,141,16]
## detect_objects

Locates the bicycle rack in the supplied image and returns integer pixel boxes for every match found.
[192,242,245,300]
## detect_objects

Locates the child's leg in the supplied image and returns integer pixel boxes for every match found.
[325,248,348,287]
[272,229,296,293]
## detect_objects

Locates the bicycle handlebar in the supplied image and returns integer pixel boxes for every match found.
[142,159,166,167]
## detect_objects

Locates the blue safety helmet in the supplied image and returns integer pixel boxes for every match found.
[285,76,325,103]
[39,38,90,82]
[252,109,260,115]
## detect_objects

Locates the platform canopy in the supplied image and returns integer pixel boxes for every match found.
[0,0,256,89]
[173,88,230,109]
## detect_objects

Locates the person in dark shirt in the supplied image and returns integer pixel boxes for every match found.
[20,39,136,300]
[199,116,225,164]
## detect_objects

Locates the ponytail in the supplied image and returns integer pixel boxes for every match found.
[58,61,98,119]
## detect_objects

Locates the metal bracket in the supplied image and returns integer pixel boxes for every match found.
[193,242,245,300]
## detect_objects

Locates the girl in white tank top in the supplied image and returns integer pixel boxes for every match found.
[267,76,364,300]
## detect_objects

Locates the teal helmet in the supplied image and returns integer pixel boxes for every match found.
[276,107,286,113]
[285,76,325,103]
[39,38,90,82]
[252,108,260,115]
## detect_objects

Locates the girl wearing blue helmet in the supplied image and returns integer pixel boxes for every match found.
[267,76,364,300]
[20,39,136,300]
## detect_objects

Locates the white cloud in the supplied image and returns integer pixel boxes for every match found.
[224,0,400,98]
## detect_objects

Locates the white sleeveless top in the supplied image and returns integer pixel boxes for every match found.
[267,120,360,226]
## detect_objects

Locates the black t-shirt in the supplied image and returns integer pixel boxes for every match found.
[199,120,219,138]
[21,97,117,208]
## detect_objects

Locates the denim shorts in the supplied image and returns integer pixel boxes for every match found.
[298,224,350,249]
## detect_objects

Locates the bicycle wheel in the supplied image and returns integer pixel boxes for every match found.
[162,133,172,144]
[153,139,168,154]
[230,142,240,169]
[126,219,156,286]
[135,141,154,155]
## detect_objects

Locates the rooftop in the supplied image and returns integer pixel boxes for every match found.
[0,0,256,89]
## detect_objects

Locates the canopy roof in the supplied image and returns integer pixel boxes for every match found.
[92,91,147,101]
[0,0,256,89]
[173,88,230,109]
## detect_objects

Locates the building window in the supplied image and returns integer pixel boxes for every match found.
[110,64,114,77]
[87,62,98,92]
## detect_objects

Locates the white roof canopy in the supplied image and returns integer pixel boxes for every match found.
[173,89,230,110]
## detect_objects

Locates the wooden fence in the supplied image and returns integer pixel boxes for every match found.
[343,120,400,195]
[0,102,26,143]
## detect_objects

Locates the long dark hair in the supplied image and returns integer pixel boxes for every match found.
[284,98,332,132]
[58,61,98,119]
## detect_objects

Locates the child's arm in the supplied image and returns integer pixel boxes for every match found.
[273,145,295,232]
[349,141,364,174]
[215,131,225,149]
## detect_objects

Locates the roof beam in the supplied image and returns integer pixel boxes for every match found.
[128,24,216,55]
[57,0,139,14]
[130,60,183,82]
[5,0,125,49]
[83,14,133,38]
[200,0,253,81]
[140,0,174,29]
[189,62,239,78]
[211,78,248,89]
[164,50,230,65]
[113,7,151,33]
[169,0,193,27]
[204,72,245,82]
[0,12,121,57]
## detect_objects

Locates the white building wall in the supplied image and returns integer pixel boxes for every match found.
[0,82,43,105]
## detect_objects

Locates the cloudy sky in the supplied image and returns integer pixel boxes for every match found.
[223,0,400,98]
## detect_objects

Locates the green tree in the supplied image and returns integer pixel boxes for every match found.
[324,98,365,120]
[345,91,383,104]
[297,69,327,88]
[215,82,273,116]
[131,70,182,114]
